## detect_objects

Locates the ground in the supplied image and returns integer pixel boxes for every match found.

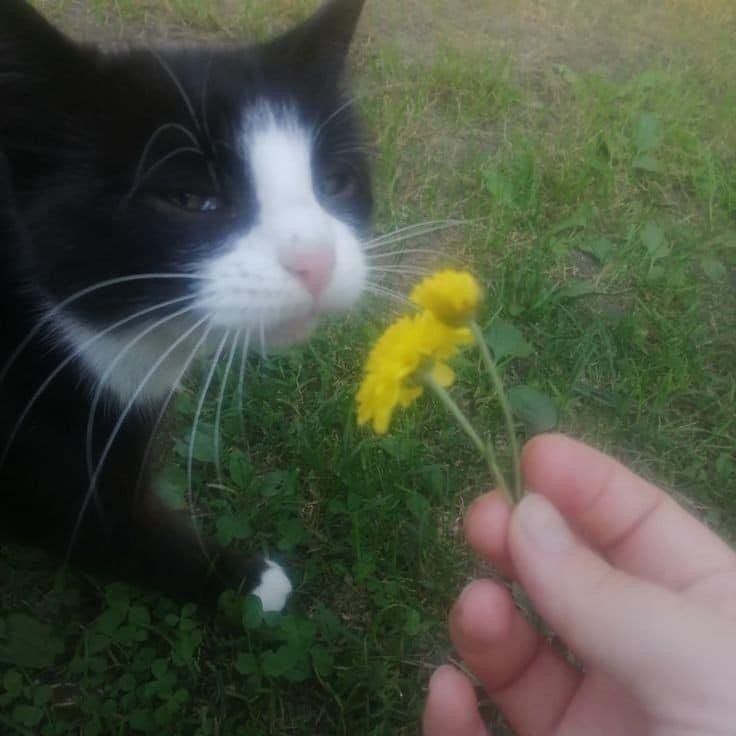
[2,1,735,734]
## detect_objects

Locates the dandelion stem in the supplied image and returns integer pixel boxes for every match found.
[423,373,512,505]
[470,321,522,504]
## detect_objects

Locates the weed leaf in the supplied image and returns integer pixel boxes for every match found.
[634,112,662,152]
[558,279,598,299]
[700,256,727,283]
[228,450,252,489]
[485,319,533,361]
[633,154,662,172]
[0,614,64,669]
[641,222,669,260]
[578,237,614,263]
[154,465,187,510]
[508,386,559,434]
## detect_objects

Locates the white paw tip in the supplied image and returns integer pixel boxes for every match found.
[252,560,292,612]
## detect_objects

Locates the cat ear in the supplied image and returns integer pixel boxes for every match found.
[267,0,366,79]
[0,1,98,185]
[0,0,91,84]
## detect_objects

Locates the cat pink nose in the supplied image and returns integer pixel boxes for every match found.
[279,245,336,298]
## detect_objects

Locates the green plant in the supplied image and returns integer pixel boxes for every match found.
[5,2,735,733]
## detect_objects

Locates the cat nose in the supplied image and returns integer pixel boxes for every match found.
[279,244,336,298]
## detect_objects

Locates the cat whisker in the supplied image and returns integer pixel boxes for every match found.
[213,139,238,157]
[355,296,406,321]
[132,324,216,510]
[146,47,203,138]
[200,54,215,153]
[0,273,205,386]
[365,220,456,246]
[198,55,222,192]
[67,316,211,561]
[365,228,459,253]
[258,321,266,357]
[237,330,252,443]
[127,146,205,202]
[367,247,461,263]
[85,302,202,482]
[365,220,467,250]
[363,281,413,307]
[312,79,415,151]
[186,328,231,564]
[213,329,242,485]
[312,95,359,150]
[143,47,225,192]
[367,265,434,278]
[127,121,202,207]
[0,294,197,475]
[331,144,374,158]
[355,296,412,327]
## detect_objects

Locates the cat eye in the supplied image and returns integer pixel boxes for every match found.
[163,192,226,214]
[321,168,357,200]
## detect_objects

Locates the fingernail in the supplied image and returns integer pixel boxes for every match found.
[516,493,574,553]
[454,583,480,626]
[429,664,455,688]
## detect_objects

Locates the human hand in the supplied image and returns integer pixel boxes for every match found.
[423,434,736,735]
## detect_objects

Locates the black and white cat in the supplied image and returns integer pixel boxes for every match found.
[0,0,371,611]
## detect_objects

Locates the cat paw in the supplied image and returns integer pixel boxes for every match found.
[252,560,292,612]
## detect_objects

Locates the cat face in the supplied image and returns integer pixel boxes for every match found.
[0,0,370,403]
[197,102,368,347]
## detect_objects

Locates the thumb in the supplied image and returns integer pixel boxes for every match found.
[508,493,736,722]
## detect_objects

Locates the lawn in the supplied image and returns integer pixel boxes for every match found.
[2,1,735,734]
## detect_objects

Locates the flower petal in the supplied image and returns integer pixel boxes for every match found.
[431,362,455,387]
[410,270,482,325]
[357,273,481,434]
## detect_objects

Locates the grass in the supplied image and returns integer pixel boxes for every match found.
[2,1,735,734]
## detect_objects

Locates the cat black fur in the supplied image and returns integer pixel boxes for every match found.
[0,0,371,603]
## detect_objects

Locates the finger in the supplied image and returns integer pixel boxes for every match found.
[423,665,489,736]
[521,434,736,593]
[449,580,582,735]
[509,493,736,719]
[451,580,648,735]
[464,492,515,578]
[549,671,648,735]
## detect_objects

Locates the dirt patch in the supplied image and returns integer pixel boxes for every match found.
[36,0,736,84]
[362,0,735,78]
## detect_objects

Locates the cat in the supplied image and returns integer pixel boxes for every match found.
[0,0,372,612]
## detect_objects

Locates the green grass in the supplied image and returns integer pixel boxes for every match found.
[3,1,736,734]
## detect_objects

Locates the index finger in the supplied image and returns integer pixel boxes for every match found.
[522,434,736,594]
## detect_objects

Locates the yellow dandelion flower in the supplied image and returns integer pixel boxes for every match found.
[357,311,471,434]
[355,268,523,505]
[410,269,482,325]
